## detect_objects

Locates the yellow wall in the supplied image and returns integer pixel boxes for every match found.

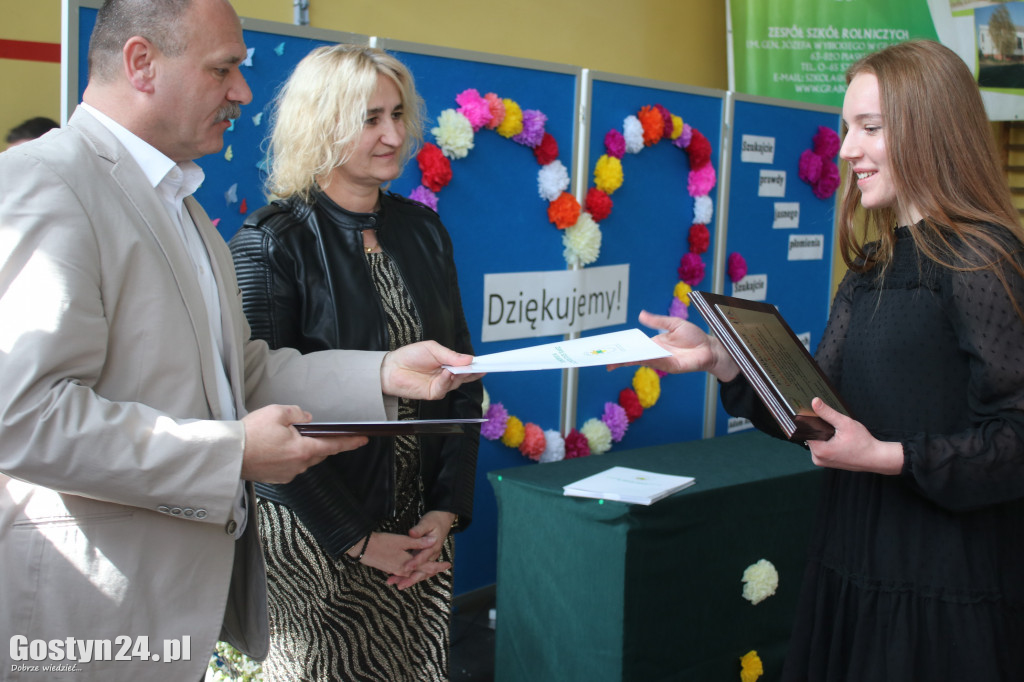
[1,0,728,138]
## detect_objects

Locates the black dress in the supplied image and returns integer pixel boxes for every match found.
[721,225,1024,681]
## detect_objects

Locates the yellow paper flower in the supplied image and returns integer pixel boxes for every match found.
[593,154,624,195]
[632,366,661,408]
[673,281,692,306]
[739,650,763,682]
[742,559,779,605]
[501,415,525,448]
[579,418,612,454]
[670,114,684,140]
[496,99,523,139]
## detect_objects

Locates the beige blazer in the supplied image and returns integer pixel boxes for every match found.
[0,108,393,681]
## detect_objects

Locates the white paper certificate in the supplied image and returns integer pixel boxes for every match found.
[445,328,670,374]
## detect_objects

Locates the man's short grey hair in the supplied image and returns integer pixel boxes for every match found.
[87,0,192,82]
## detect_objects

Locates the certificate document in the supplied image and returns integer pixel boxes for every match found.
[444,328,670,374]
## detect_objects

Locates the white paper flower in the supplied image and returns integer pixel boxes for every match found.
[481,386,491,416]
[741,559,779,605]
[431,108,474,159]
[580,418,612,454]
[623,115,645,154]
[693,195,714,225]
[562,212,602,267]
[538,429,566,463]
[537,160,571,202]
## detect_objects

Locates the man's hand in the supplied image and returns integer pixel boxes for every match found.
[380,340,483,400]
[240,404,367,483]
[607,310,740,382]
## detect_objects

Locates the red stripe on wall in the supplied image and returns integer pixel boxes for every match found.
[0,39,61,64]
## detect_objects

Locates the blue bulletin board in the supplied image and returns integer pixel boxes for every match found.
[712,94,841,437]
[574,74,726,448]
[378,40,581,595]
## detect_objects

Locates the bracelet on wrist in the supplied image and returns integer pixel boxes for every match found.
[344,533,371,564]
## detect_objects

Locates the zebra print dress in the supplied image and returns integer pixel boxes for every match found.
[257,249,454,681]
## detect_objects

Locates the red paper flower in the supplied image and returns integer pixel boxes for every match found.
[564,429,591,458]
[688,223,710,254]
[618,388,644,422]
[585,187,613,222]
[547,192,581,229]
[519,422,546,461]
[686,129,712,169]
[533,132,559,166]
[637,105,664,146]
[417,143,453,192]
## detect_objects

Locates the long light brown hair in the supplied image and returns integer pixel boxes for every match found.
[838,40,1024,315]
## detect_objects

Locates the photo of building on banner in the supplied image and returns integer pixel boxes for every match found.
[726,0,1024,120]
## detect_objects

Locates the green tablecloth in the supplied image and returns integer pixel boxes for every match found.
[488,430,823,681]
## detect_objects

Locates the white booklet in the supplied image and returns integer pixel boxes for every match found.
[445,328,670,374]
[562,466,696,506]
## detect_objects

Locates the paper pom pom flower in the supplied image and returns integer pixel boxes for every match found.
[797,149,823,185]
[687,163,716,198]
[604,129,626,159]
[687,224,710,255]
[417,142,453,192]
[594,155,624,195]
[501,415,525,448]
[483,93,505,129]
[654,104,673,138]
[562,212,602,267]
[814,160,840,200]
[538,160,571,202]
[519,422,546,461]
[813,125,840,159]
[496,99,523,138]
[455,88,493,131]
[673,281,692,306]
[547,192,581,229]
[481,402,509,440]
[564,429,591,458]
[727,252,748,283]
[584,187,613,222]
[618,388,643,422]
[431,109,474,159]
[513,109,547,148]
[632,366,661,409]
[740,651,764,682]
[686,129,712,168]
[741,559,779,605]
[533,132,559,166]
[601,402,629,442]
[670,114,683,140]
[622,115,645,154]
[678,252,706,286]
[637,105,664,146]
[669,297,688,319]
[580,418,613,455]
[674,123,692,150]
[693,195,714,224]
[799,125,841,199]
[539,429,566,463]
[408,185,438,212]
[481,386,490,415]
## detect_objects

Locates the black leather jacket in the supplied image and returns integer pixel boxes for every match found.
[229,189,481,558]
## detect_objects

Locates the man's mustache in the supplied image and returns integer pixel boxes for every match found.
[216,102,242,122]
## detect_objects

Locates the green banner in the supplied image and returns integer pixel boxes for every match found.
[729,0,939,107]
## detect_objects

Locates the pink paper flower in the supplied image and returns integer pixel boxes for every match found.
[483,92,505,130]
[798,149,823,185]
[687,163,716,198]
[604,129,626,159]
[455,88,493,131]
[727,252,748,283]
[813,125,840,159]
[519,422,546,461]
[654,104,673,138]
[814,159,840,199]
[678,252,706,286]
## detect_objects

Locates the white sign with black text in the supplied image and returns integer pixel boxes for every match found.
[787,234,825,261]
[481,264,630,342]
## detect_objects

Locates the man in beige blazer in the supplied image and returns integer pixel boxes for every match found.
[0,0,480,679]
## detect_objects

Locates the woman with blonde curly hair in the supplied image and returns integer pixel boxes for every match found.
[635,40,1024,680]
[230,44,480,681]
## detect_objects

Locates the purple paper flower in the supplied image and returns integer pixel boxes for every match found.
[512,109,547,148]
[601,402,629,442]
[481,402,509,440]
[408,185,438,212]
[669,297,689,319]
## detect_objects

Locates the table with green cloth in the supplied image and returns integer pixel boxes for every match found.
[487,430,823,682]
